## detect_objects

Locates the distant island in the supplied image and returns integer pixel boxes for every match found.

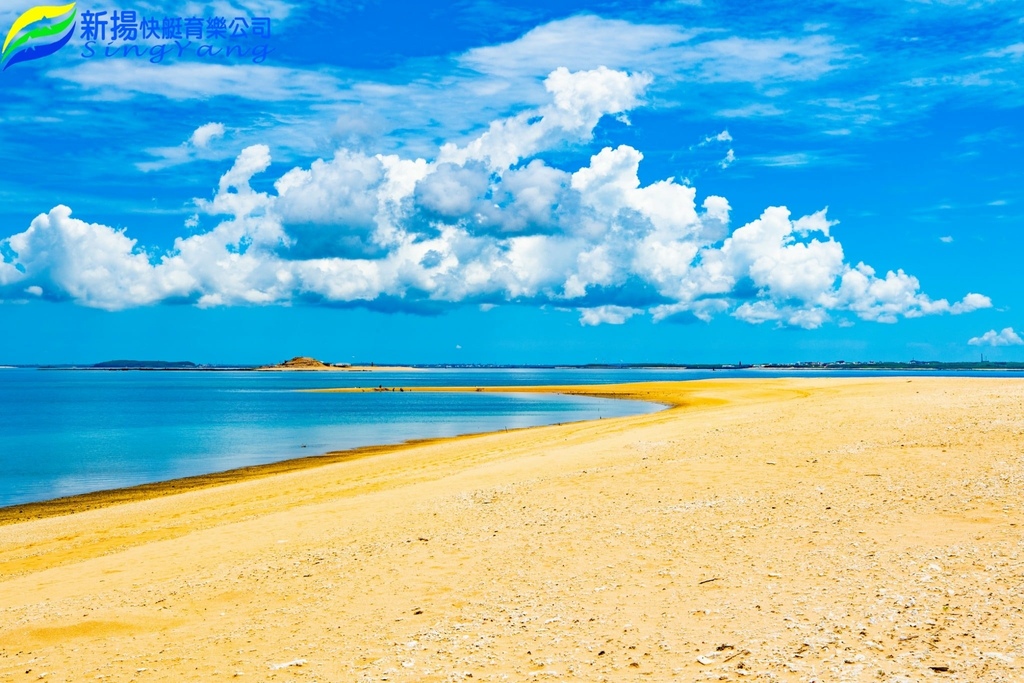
[92,360,200,369]
[20,358,1024,371]
[255,356,418,372]
[38,360,251,371]
[554,360,1024,371]
[756,360,1024,371]
[32,357,412,371]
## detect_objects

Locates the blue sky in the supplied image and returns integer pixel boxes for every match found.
[0,0,1022,364]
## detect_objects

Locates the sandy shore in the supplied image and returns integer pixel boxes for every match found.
[1,378,1022,681]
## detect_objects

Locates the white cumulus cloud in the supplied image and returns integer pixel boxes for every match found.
[968,327,1023,346]
[190,122,226,149]
[579,305,643,326]
[0,67,991,327]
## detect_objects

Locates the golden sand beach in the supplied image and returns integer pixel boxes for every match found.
[1,377,1022,681]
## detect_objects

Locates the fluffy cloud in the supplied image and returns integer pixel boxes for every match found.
[0,206,192,309]
[0,67,991,326]
[437,66,652,170]
[190,122,226,148]
[579,305,643,326]
[460,16,845,85]
[968,328,1023,346]
[273,149,388,257]
[138,122,231,171]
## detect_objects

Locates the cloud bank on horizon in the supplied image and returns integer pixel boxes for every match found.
[0,64,991,328]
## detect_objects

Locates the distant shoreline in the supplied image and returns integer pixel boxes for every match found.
[12,362,1024,372]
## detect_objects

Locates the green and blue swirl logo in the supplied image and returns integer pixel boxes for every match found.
[2,3,77,72]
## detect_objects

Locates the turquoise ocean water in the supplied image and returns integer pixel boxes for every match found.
[0,368,666,507]
[0,367,1019,507]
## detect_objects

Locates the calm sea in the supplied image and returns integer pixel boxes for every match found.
[0,368,667,508]
[0,367,1019,508]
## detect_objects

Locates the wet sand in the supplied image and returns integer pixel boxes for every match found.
[1,378,1022,681]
